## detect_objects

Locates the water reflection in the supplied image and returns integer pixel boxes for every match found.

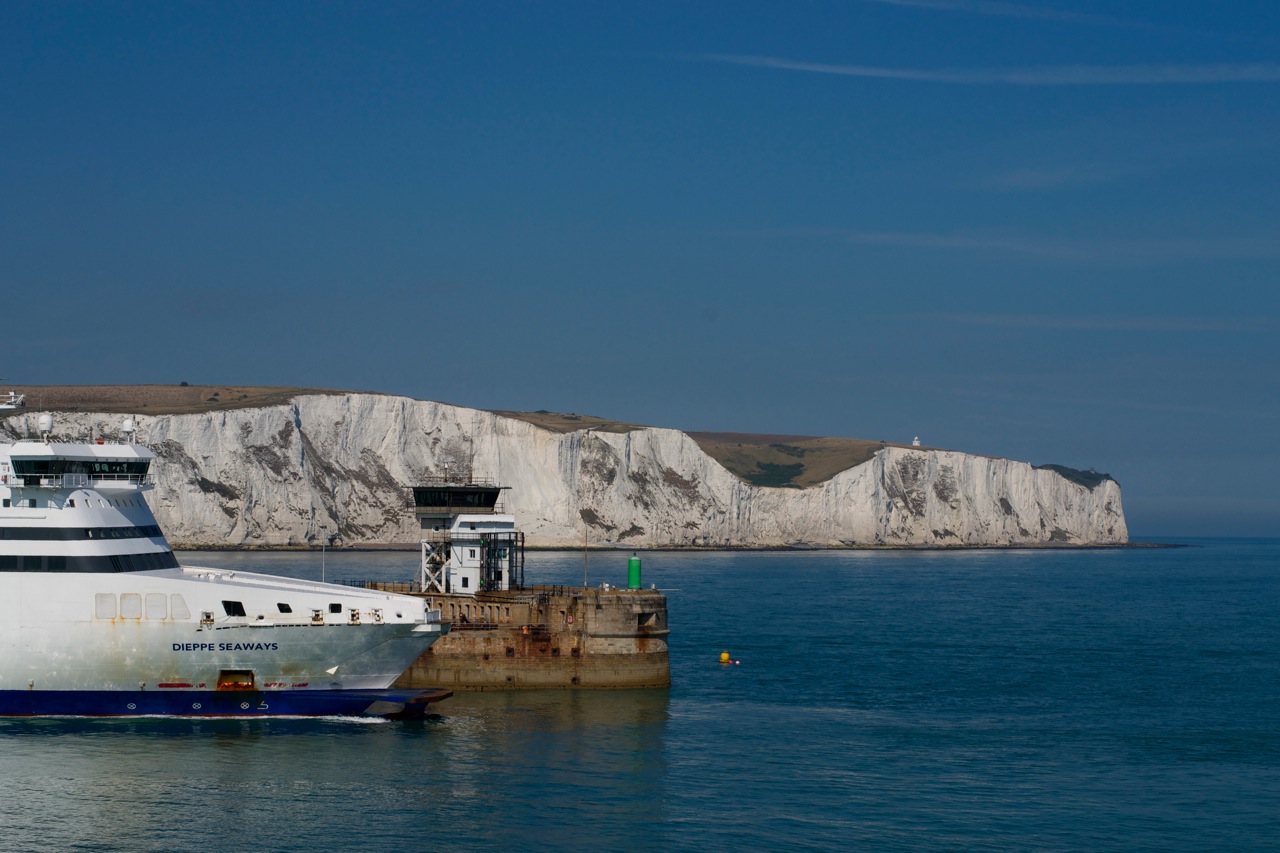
[428,690,671,844]
[0,689,671,853]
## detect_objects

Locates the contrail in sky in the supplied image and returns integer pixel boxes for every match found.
[697,54,1280,85]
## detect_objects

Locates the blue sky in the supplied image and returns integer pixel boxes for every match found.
[3,2,1278,537]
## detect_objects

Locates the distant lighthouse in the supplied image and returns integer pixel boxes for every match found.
[912,436,921,447]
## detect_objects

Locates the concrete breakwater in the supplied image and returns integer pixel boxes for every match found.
[382,585,670,691]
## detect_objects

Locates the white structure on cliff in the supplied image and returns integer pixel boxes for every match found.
[0,394,1128,548]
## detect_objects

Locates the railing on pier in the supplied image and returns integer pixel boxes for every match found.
[336,579,419,595]
[448,622,550,635]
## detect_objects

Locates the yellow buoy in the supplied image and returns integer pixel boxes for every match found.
[719,651,731,664]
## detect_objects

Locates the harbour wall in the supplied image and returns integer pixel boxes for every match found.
[389,586,670,691]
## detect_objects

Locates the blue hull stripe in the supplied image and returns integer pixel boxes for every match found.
[0,688,446,718]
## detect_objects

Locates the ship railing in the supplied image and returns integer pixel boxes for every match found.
[7,473,155,488]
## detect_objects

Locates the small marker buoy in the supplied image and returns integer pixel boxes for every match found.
[719,651,731,664]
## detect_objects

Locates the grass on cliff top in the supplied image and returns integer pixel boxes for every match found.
[488,410,651,434]
[5,386,985,490]
[491,416,916,488]
[686,433,915,488]
[3,384,351,415]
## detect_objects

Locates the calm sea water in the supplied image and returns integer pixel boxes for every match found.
[1,540,1276,851]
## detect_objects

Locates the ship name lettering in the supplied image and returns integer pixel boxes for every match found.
[171,642,280,652]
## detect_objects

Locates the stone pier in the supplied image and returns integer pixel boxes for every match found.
[389,585,670,691]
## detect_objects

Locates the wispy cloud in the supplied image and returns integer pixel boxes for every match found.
[754,227,1280,264]
[837,230,1280,262]
[978,165,1136,191]
[931,313,1280,333]
[844,231,1071,256]
[858,0,1141,28]
[937,382,1280,421]
[965,127,1280,193]
[696,53,1280,86]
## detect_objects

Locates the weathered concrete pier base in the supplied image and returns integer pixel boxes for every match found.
[390,585,670,691]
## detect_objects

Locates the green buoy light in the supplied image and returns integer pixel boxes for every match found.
[628,552,642,589]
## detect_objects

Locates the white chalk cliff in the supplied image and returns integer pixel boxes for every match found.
[5,394,1128,547]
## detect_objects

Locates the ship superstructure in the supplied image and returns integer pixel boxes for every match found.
[0,414,448,717]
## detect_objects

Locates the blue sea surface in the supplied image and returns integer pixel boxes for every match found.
[1,540,1276,851]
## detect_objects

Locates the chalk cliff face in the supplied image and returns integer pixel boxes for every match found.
[5,394,1128,547]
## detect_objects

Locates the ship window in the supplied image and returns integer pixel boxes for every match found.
[67,499,75,507]
[95,593,117,619]
[462,576,469,589]
[146,593,168,620]
[120,593,143,619]
[1,499,7,508]
[170,594,191,620]
[329,603,342,613]
[277,603,293,613]
[222,600,247,617]
[27,499,36,508]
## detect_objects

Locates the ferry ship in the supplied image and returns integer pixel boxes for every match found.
[0,414,449,717]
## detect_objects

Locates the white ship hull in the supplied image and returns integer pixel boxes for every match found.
[0,427,448,717]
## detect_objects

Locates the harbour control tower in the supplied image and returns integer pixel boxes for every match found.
[413,475,525,595]
[366,471,670,690]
